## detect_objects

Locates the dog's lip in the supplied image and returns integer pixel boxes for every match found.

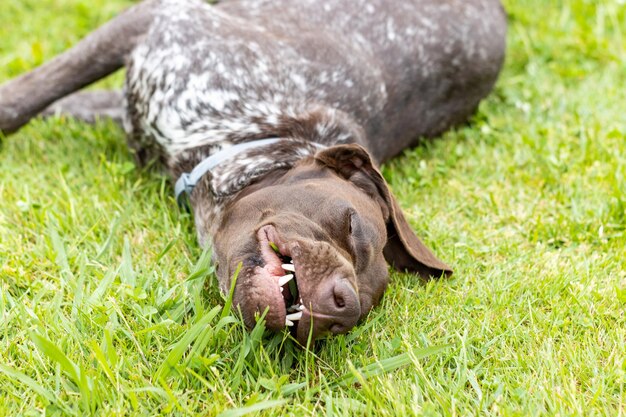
[255,225,288,278]
[257,224,293,259]
[255,225,306,329]
[249,225,359,344]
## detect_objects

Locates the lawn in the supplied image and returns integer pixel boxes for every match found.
[0,0,624,415]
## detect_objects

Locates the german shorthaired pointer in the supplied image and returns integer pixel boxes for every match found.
[0,0,507,345]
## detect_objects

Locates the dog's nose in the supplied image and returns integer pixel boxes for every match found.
[313,277,361,335]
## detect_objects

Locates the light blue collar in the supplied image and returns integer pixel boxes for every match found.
[174,138,325,205]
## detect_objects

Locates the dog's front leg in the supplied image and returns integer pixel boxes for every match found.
[0,0,161,135]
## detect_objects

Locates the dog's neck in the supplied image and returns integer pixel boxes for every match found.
[167,105,367,247]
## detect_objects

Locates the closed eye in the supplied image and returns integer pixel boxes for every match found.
[347,208,357,236]
[348,211,364,255]
[349,212,354,235]
[348,211,376,271]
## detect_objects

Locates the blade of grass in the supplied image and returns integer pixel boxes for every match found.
[221,261,242,320]
[95,213,120,259]
[154,305,221,380]
[217,399,288,417]
[120,236,135,288]
[47,217,73,284]
[0,364,58,406]
[334,344,451,387]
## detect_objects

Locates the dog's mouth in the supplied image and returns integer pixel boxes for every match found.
[256,225,305,335]
[247,224,362,344]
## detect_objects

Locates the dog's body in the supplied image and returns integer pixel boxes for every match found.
[0,0,506,344]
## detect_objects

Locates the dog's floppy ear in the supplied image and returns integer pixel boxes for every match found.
[315,143,452,278]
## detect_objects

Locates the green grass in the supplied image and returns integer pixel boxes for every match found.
[1,0,625,415]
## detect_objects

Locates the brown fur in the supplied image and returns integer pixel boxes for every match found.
[214,144,451,344]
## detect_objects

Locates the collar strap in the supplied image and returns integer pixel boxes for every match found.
[174,138,325,205]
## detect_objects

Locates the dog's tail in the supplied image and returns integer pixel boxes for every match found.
[0,0,160,135]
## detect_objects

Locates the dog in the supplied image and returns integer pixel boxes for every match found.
[0,0,507,345]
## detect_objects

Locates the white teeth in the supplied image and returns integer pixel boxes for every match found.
[286,311,302,321]
[282,263,295,272]
[290,260,294,264]
[286,319,294,327]
[278,274,294,286]
[297,304,305,311]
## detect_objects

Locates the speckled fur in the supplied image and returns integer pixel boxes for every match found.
[0,0,507,341]
[123,0,506,247]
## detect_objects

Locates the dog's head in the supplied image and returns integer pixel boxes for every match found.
[213,144,451,345]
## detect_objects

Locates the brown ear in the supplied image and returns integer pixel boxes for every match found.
[315,144,452,279]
